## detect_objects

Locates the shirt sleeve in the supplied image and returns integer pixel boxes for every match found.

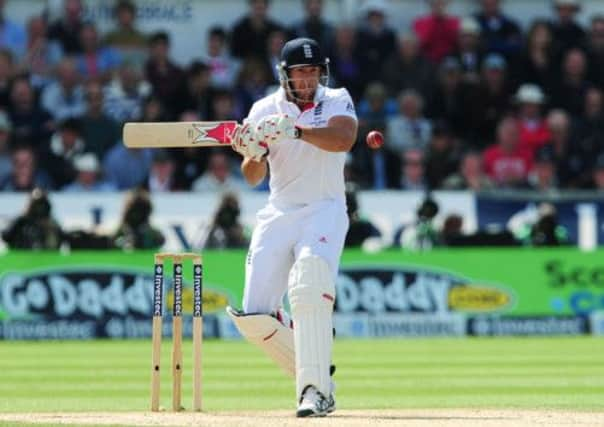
[327,88,357,122]
[244,101,266,124]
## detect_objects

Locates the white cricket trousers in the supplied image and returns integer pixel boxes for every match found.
[242,198,349,314]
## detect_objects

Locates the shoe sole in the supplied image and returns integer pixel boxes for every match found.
[296,409,327,418]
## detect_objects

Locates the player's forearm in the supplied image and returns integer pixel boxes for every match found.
[241,157,267,187]
[297,118,357,153]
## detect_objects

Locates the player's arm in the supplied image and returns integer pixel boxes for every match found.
[297,115,358,153]
[241,156,267,187]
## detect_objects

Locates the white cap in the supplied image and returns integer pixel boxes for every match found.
[515,84,545,104]
[74,153,100,173]
[460,17,481,35]
[362,0,388,15]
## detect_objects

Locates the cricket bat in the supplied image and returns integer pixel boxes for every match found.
[123,121,238,148]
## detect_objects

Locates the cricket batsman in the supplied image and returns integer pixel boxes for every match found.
[226,37,358,417]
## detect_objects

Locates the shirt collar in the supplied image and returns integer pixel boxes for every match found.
[276,85,326,109]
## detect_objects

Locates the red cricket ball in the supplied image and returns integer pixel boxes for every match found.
[366,130,384,149]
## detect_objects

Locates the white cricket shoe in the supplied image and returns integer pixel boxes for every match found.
[296,386,330,418]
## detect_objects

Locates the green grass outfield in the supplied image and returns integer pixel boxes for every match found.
[1,337,603,414]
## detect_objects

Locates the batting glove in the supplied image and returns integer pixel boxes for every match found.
[253,114,299,145]
[231,123,268,161]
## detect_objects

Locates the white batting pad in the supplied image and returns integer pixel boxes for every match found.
[226,306,295,377]
[288,256,335,399]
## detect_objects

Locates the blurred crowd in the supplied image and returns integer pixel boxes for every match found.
[0,0,604,194]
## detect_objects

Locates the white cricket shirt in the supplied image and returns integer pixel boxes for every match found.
[246,85,357,208]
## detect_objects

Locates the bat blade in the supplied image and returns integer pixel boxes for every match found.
[123,121,238,148]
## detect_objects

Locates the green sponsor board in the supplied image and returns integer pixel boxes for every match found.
[0,248,603,320]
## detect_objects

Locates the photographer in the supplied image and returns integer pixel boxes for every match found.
[396,196,440,251]
[205,192,248,249]
[1,188,65,249]
[112,188,165,250]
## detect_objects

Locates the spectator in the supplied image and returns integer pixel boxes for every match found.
[76,23,121,82]
[443,150,495,190]
[399,148,427,190]
[349,138,399,190]
[586,15,604,89]
[589,152,604,190]
[473,0,522,56]
[551,48,593,117]
[425,57,468,138]
[386,89,432,153]
[466,53,512,147]
[514,19,559,93]
[0,48,13,109]
[382,32,435,99]
[63,152,115,192]
[356,1,396,85]
[181,61,213,120]
[40,57,86,121]
[202,27,240,90]
[80,80,121,159]
[424,122,460,188]
[454,17,484,84]
[112,188,165,250]
[1,188,64,249]
[103,141,152,190]
[344,184,382,248]
[22,16,63,90]
[8,75,54,148]
[546,109,591,188]
[42,118,86,189]
[144,31,186,118]
[455,17,484,84]
[265,28,287,84]
[104,61,151,124]
[353,82,398,189]
[413,0,460,63]
[233,58,271,116]
[205,192,249,249]
[357,82,397,132]
[483,116,533,188]
[574,87,604,159]
[291,0,333,50]
[550,0,585,54]
[210,89,239,122]
[48,0,84,54]
[528,146,559,192]
[0,0,26,59]
[141,95,166,122]
[0,111,11,182]
[230,0,283,60]
[0,145,52,191]
[328,23,363,101]
[103,0,148,68]
[145,149,178,192]
[514,84,551,153]
[192,150,246,193]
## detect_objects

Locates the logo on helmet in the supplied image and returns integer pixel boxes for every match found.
[303,43,313,59]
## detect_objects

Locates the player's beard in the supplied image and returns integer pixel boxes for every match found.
[289,78,319,104]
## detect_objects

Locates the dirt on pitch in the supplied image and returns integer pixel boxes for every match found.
[1,409,604,427]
